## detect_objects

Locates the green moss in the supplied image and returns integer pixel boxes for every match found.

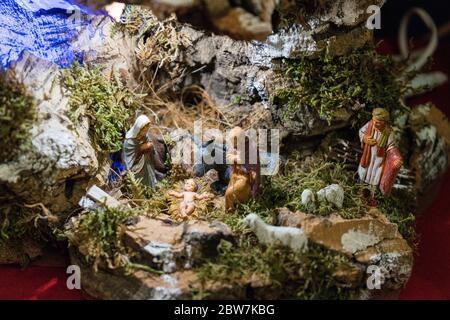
[257,160,367,219]
[66,169,210,272]
[376,189,416,244]
[66,207,139,271]
[270,158,415,241]
[197,238,357,300]
[198,160,365,299]
[0,70,36,162]
[62,63,142,153]
[274,46,407,125]
[197,155,415,298]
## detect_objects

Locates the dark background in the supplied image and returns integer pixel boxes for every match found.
[377,0,450,41]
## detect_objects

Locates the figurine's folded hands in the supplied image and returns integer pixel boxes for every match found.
[132,141,154,166]
[363,136,377,146]
[140,141,154,154]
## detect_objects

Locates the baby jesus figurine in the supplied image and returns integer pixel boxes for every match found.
[168,179,210,219]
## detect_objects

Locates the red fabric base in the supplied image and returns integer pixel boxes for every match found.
[399,171,450,299]
[0,266,83,300]
[0,41,449,301]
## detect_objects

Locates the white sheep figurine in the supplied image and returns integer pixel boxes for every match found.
[243,213,308,253]
[316,184,344,209]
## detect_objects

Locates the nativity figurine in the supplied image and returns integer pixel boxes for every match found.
[123,115,168,188]
[225,153,254,212]
[227,126,261,198]
[358,108,403,196]
[168,179,210,219]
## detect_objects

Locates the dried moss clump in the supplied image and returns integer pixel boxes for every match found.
[0,203,47,243]
[62,63,142,152]
[134,13,190,81]
[111,5,157,37]
[275,0,327,29]
[0,70,36,162]
[112,5,189,81]
[275,46,407,125]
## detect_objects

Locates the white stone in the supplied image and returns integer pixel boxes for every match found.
[341,229,380,254]
[301,189,316,208]
[131,274,182,300]
[144,242,177,273]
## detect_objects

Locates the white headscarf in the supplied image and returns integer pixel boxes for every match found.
[126,115,150,139]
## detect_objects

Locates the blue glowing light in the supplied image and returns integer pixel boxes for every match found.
[0,0,100,68]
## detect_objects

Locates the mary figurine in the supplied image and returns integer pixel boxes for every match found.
[123,115,167,188]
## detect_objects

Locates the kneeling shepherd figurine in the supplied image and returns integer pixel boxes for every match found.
[358,108,403,196]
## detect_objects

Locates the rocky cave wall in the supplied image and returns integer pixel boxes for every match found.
[1,0,449,299]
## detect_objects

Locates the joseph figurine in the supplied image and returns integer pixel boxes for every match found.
[358,108,403,196]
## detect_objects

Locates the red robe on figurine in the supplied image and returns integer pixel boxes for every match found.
[380,146,403,195]
[358,108,403,195]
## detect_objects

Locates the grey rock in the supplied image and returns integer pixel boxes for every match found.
[123,216,234,273]
[69,247,267,300]
[0,53,99,215]
[81,0,385,41]
[409,104,450,192]
[276,208,413,294]
[173,20,373,136]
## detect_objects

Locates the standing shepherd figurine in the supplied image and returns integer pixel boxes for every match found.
[358,108,403,197]
[123,115,168,188]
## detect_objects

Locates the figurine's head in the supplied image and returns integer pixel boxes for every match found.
[243,213,259,229]
[227,152,244,166]
[184,179,198,192]
[126,115,151,141]
[137,123,151,141]
[372,108,390,130]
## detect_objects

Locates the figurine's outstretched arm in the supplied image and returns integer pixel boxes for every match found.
[195,193,210,200]
[168,190,184,198]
